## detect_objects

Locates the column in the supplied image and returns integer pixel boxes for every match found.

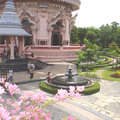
[10,36,15,59]
[64,11,71,45]
[48,31,52,46]
[38,5,49,45]
[32,29,37,45]
[21,36,24,51]
[6,36,9,50]
[18,38,21,57]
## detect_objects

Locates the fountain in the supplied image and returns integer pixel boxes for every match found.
[46,65,94,89]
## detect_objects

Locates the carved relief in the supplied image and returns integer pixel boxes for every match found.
[70,13,78,28]
[47,7,67,32]
[17,3,38,31]
[48,7,65,23]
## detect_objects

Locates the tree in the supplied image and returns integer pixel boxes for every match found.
[70,26,79,44]
[99,24,112,48]
[78,27,87,45]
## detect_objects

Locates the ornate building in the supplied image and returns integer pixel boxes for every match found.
[0,0,83,62]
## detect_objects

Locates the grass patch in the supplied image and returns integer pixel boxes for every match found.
[78,72,97,78]
[102,68,120,82]
[40,81,100,95]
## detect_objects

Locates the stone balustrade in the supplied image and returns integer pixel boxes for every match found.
[25,45,82,62]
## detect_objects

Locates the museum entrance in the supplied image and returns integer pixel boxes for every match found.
[51,21,63,46]
[52,32,62,46]
[22,20,32,46]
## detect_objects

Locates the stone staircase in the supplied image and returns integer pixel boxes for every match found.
[0,58,48,72]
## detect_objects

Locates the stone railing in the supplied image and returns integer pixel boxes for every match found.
[24,45,83,62]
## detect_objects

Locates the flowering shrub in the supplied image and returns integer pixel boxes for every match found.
[0,78,84,120]
[111,70,120,78]
[111,73,120,78]
[116,70,120,75]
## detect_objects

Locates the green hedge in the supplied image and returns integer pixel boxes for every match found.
[40,82,58,94]
[40,81,100,95]
[81,81,100,95]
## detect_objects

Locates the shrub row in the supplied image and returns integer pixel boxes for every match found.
[40,81,100,95]
[81,81,100,95]
[40,82,58,94]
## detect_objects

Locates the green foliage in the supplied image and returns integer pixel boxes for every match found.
[40,82,58,94]
[108,41,119,50]
[71,21,120,49]
[86,30,97,44]
[81,81,100,95]
[40,81,100,95]
[102,68,120,82]
[70,26,80,44]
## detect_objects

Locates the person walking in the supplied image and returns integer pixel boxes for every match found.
[8,70,14,82]
[30,66,34,79]
[47,72,51,82]
[27,62,31,74]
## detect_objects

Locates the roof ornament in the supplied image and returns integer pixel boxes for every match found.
[0,0,31,36]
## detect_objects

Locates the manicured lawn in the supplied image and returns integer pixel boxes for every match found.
[102,68,120,82]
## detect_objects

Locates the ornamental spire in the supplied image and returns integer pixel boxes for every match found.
[0,0,31,36]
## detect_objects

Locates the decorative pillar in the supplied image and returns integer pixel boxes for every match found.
[18,36,24,57]
[10,36,15,59]
[18,38,21,57]
[6,36,9,50]
[32,29,37,45]
[48,28,52,46]
[38,4,49,45]
[21,36,24,52]
[64,10,71,45]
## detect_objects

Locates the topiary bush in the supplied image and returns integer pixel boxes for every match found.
[40,81,100,95]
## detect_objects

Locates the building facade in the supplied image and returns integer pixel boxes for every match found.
[0,0,83,62]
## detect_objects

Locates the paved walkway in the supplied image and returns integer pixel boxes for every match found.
[10,62,76,84]
[4,62,120,120]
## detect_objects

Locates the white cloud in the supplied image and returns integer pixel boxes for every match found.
[74,0,120,28]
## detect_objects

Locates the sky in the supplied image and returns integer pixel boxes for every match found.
[74,0,120,28]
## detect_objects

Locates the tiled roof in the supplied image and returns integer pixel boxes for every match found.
[0,0,31,36]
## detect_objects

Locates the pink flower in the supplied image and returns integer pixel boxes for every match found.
[0,97,4,103]
[67,116,77,120]
[0,78,5,83]
[0,86,6,94]
[69,86,75,92]
[54,89,69,101]
[5,83,20,95]
[0,106,11,120]
[75,92,81,98]
[62,116,77,120]
[7,99,12,105]
[76,86,85,92]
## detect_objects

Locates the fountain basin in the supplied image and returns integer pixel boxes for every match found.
[46,75,94,89]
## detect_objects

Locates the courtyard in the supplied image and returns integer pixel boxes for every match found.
[1,62,120,120]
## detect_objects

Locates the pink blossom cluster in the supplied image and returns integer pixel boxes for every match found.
[0,106,11,120]
[62,116,77,120]
[5,82,20,95]
[0,80,84,120]
[54,86,85,101]
[0,78,5,83]
[0,86,6,94]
